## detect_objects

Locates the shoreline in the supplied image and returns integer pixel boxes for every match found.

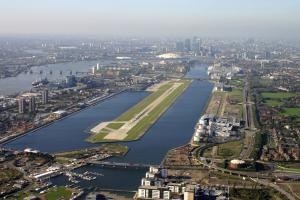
[0,90,125,146]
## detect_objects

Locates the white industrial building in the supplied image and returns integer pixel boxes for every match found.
[193,114,240,143]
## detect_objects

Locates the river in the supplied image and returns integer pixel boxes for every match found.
[0,59,114,96]
[3,63,213,196]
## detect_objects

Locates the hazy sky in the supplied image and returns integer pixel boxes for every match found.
[1,0,300,39]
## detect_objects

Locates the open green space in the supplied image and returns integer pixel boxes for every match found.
[87,80,192,143]
[55,144,128,158]
[106,122,125,130]
[229,89,243,101]
[217,140,244,158]
[44,186,72,200]
[8,187,74,200]
[202,140,244,159]
[203,146,213,157]
[261,92,298,99]
[86,131,107,142]
[101,143,129,155]
[227,78,244,88]
[264,99,284,107]
[280,108,300,118]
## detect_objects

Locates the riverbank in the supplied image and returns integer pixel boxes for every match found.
[0,91,124,146]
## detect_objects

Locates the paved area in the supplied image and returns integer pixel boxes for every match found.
[90,81,183,140]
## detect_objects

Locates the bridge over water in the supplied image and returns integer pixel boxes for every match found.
[88,161,158,169]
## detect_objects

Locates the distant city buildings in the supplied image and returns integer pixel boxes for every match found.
[184,39,191,52]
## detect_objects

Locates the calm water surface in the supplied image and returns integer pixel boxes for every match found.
[3,63,212,193]
[0,60,114,96]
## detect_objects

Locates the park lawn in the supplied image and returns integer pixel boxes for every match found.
[106,122,124,130]
[280,108,300,118]
[116,83,173,121]
[44,186,72,200]
[124,80,191,140]
[264,99,284,107]
[217,140,243,158]
[261,92,298,99]
[228,78,244,88]
[230,89,242,97]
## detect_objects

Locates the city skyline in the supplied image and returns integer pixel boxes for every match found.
[1,0,300,39]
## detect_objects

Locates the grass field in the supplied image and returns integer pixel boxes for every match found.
[55,144,129,158]
[87,80,192,143]
[217,140,243,158]
[260,92,300,121]
[261,92,298,99]
[44,187,72,200]
[281,108,300,118]
[106,122,125,130]
[264,99,284,107]
[222,89,243,119]
[202,140,244,159]
[229,89,243,102]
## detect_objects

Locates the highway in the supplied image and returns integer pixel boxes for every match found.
[239,75,257,160]
[193,156,296,200]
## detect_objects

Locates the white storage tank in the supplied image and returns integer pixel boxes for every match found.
[194,135,200,142]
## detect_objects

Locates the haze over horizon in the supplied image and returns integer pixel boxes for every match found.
[1,0,300,39]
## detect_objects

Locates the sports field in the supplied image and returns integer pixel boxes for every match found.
[87,79,192,143]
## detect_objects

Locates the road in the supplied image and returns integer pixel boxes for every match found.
[250,177,296,200]
[239,75,257,160]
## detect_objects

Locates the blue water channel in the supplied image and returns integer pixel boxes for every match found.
[3,63,213,193]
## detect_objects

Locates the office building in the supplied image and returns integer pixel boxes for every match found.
[184,39,191,52]
[28,96,36,113]
[176,41,184,52]
[18,98,26,114]
[42,90,49,104]
[92,66,96,75]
